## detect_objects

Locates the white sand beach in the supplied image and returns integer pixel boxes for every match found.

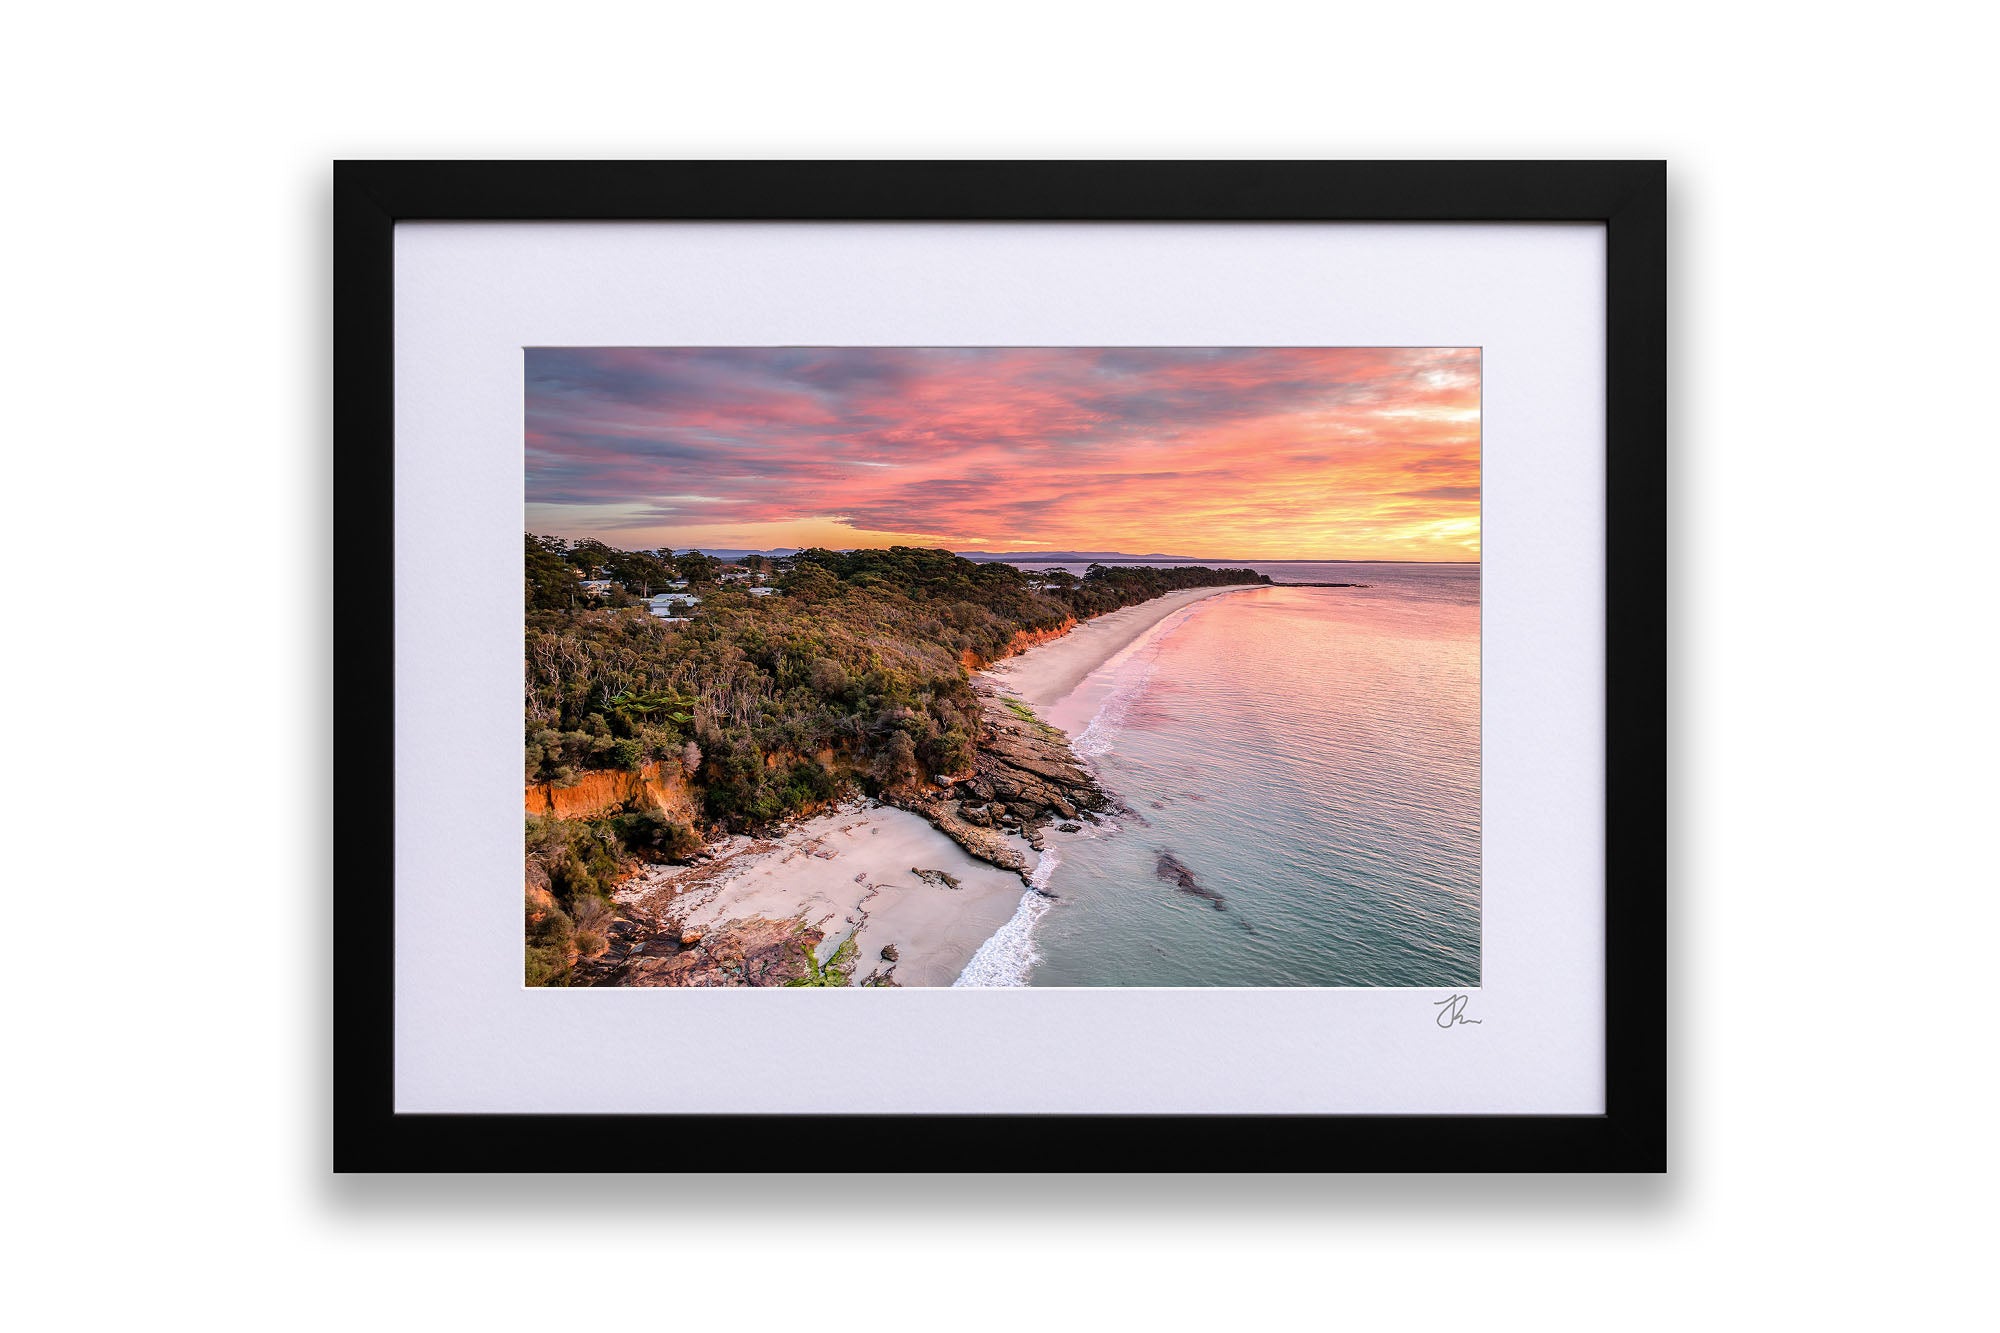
[981,584,1262,711]
[620,802,1034,987]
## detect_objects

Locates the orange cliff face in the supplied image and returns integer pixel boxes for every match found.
[525,759,702,825]
[960,617,1077,671]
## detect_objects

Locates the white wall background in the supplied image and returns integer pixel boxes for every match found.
[6,3,1991,1329]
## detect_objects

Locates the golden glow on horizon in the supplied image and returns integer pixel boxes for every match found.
[525,347,1480,560]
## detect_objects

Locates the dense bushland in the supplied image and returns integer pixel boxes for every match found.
[522,539,1266,983]
[522,810,703,985]
[525,538,1267,835]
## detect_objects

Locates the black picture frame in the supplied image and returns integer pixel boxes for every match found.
[335,160,1666,1172]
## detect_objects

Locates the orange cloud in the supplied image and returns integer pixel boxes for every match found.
[526,347,1479,559]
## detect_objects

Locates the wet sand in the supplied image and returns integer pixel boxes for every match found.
[980,585,1262,710]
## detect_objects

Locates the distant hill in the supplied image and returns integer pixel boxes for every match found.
[678,546,1458,564]
[682,546,1204,562]
[953,550,1200,563]
[683,547,803,560]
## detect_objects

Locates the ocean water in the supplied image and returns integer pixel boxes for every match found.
[957,562,1480,988]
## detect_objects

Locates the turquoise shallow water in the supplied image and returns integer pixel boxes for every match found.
[956,563,1480,987]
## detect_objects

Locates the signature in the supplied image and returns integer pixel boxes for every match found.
[1433,993,1482,1028]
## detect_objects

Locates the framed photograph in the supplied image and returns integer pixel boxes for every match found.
[336,161,1665,1170]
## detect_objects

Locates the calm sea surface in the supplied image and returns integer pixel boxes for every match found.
[956,562,1480,987]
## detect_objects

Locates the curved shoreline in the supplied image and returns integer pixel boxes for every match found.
[978,584,1264,713]
[950,584,1264,985]
[596,584,1262,986]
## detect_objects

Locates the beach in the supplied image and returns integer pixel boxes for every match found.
[617,802,1034,986]
[608,585,1258,985]
[980,584,1262,711]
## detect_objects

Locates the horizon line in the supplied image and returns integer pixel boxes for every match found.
[528,533,1479,565]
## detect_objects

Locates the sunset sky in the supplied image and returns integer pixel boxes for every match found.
[525,347,1479,560]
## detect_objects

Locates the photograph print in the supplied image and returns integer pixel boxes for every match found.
[524,347,1480,989]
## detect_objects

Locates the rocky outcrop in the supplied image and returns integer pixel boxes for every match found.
[914,799,1032,875]
[574,914,820,987]
[525,760,701,824]
[966,688,1104,824]
[895,685,1106,877]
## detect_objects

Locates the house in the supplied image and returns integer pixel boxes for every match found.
[748,585,777,597]
[579,579,616,597]
[648,592,701,618]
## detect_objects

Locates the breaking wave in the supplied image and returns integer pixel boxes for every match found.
[952,849,1061,987]
[1071,660,1155,757]
[954,591,1258,985]
[1071,599,1209,757]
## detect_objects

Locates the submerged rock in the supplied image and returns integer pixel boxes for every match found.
[1154,851,1226,910]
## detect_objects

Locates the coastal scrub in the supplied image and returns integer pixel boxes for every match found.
[523,540,1269,984]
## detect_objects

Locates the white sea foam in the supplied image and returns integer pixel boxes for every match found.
[1070,600,1206,757]
[1072,659,1154,757]
[952,848,1061,987]
[956,592,1256,984]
